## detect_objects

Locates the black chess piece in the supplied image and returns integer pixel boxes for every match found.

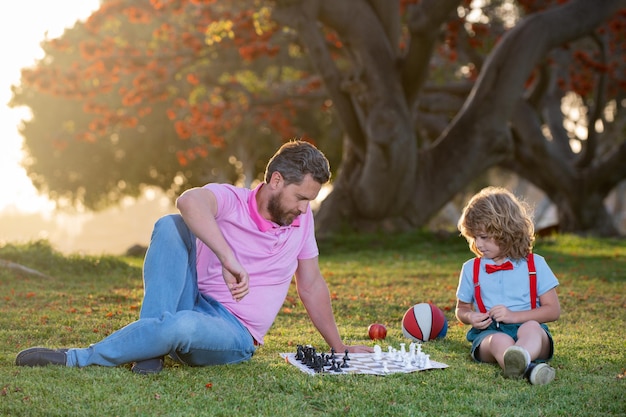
[295,345,304,361]
[313,355,324,373]
[322,353,330,366]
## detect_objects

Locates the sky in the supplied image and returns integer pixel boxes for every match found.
[0,0,100,214]
[0,1,175,254]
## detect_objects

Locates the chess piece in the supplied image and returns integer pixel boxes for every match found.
[295,345,304,361]
[373,345,383,361]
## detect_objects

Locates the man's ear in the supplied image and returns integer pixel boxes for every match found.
[269,171,283,189]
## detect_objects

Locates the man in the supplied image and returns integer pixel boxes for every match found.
[16,140,372,374]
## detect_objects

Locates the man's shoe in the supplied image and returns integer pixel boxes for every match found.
[131,357,164,375]
[527,363,556,385]
[503,346,530,379]
[16,347,68,367]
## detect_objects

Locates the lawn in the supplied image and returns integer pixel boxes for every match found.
[0,232,624,417]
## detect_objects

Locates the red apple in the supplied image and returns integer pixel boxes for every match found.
[368,323,387,340]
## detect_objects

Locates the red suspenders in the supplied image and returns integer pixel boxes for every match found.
[472,253,537,314]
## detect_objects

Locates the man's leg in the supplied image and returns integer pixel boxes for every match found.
[170,296,256,367]
[139,214,198,318]
[132,214,198,373]
[65,299,255,367]
[49,214,199,369]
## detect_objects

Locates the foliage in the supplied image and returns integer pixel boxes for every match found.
[9,0,626,235]
[10,0,338,209]
[1,234,624,416]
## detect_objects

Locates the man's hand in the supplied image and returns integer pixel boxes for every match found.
[222,262,249,302]
[334,344,374,354]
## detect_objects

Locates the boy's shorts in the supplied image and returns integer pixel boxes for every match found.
[466,322,554,363]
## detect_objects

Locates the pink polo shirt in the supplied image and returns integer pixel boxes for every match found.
[195,183,319,344]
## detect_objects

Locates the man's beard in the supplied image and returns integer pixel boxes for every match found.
[267,192,299,226]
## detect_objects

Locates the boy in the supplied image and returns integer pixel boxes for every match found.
[455,187,560,385]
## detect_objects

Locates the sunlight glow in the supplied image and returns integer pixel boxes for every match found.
[0,1,100,214]
[560,92,588,153]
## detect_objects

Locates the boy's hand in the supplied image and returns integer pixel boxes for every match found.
[488,305,511,324]
[470,312,493,329]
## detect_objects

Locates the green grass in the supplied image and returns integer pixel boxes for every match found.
[0,233,624,417]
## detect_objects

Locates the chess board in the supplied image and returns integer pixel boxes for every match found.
[280,352,448,376]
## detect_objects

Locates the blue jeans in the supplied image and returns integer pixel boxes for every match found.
[65,214,256,368]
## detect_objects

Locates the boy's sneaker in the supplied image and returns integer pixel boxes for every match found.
[527,363,556,385]
[503,346,530,379]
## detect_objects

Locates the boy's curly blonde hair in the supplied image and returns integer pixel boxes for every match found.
[457,187,535,260]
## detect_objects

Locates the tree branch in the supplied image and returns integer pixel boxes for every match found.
[577,32,608,169]
[588,140,626,195]
[509,98,577,193]
[540,50,577,159]
[407,0,625,226]
[367,0,401,56]
[402,0,460,105]
[273,0,367,154]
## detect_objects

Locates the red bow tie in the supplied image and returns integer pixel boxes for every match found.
[485,261,513,274]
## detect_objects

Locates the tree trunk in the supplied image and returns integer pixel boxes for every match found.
[276,0,626,235]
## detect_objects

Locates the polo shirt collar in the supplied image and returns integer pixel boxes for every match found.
[248,183,301,232]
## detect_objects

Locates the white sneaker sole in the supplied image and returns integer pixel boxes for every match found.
[529,363,556,385]
[503,346,529,379]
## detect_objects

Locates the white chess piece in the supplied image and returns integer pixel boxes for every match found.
[424,354,432,368]
[373,345,383,361]
[403,356,412,369]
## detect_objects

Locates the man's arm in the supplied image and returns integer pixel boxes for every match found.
[295,257,373,353]
[176,187,249,301]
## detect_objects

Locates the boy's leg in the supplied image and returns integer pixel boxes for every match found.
[515,321,551,361]
[476,333,515,367]
[475,332,530,378]
[516,321,556,384]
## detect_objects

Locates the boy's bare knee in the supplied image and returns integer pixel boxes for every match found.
[519,320,541,331]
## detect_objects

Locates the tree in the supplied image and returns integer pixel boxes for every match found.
[11,0,626,235]
[11,0,338,209]
[273,0,626,236]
